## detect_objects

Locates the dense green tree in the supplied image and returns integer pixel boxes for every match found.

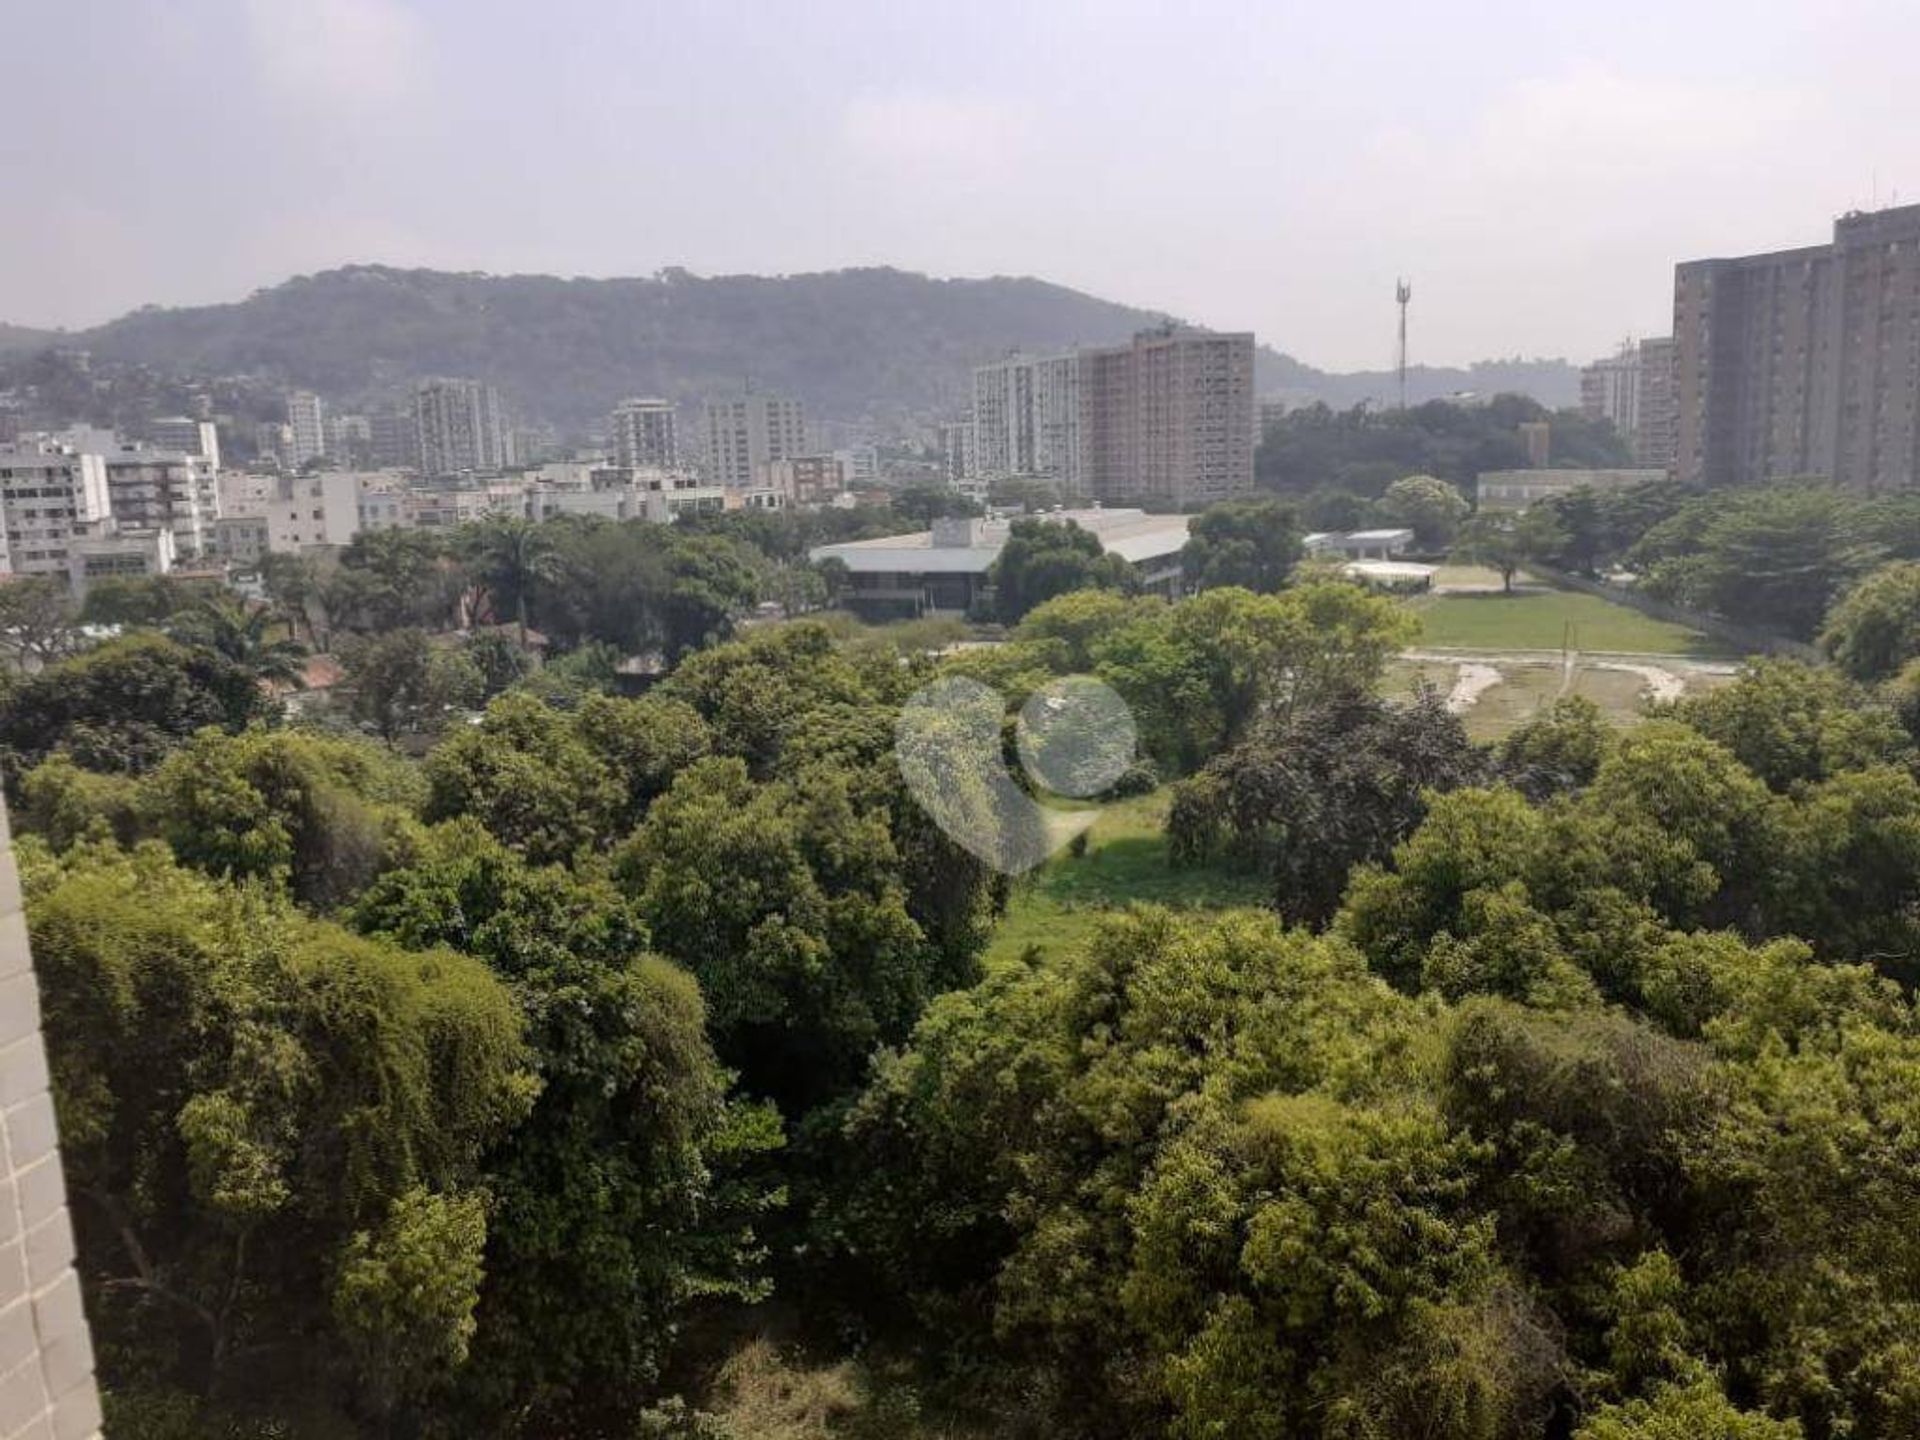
[423,691,624,863]
[256,552,321,647]
[1452,506,1568,592]
[1639,487,1882,640]
[890,483,982,529]
[135,726,424,910]
[461,514,565,647]
[1180,496,1303,593]
[617,756,951,1113]
[0,576,81,669]
[1820,559,1920,681]
[337,628,484,742]
[1168,687,1488,925]
[352,822,779,1430]
[0,633,269,785]
[1498,695,1614,795]
[1380,473,1472,548]
[164,597,307,689]
[989,517,1133,623]
[30,841,532,1426]
[1672,659,1911,791]
[326,528,462,634]
[76,575,213,628]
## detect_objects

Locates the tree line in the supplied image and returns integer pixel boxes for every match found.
[15,473,1920,1436]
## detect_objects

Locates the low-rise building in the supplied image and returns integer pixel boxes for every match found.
[758,454,846,505]
[68,527,176,594]
[1475,468,1667,512]
[810,508,1190,620]
[1302,528,1415,561]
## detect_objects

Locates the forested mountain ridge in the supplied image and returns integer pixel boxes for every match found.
[0,264,1580,424]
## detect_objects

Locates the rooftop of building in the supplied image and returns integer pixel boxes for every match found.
[810,507,1191,575]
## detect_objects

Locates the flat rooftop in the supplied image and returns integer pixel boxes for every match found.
[811,508,1191,575]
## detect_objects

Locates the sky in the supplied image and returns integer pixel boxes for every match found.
[7,0,1920,371]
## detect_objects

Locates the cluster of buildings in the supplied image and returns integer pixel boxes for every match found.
[942,325,1258,509]
[0,381,874,595]
[1575,200,1920,496]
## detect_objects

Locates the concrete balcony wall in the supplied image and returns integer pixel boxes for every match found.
[0,800,101,1440]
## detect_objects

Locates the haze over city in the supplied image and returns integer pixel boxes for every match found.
[12,0,1920,368]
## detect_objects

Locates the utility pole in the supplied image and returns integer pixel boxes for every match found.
[1395,279,1412,411]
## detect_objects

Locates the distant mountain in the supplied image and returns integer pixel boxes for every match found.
[0,323,56,353]
[7,265,1580,427]
[1261,356,1582,411]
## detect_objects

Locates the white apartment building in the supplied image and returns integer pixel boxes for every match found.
[150,416,220,470]
[0,440,110,579]
[703,393,807,488]
[938,421,975,482]
[56,427,218,560]
[287,391,326,466]
[68,528,176,595]
[414,379,511,475]
[216,469,406,556]
[611,397,678,470]
[405,480,523,529]
[972,351,1082,491]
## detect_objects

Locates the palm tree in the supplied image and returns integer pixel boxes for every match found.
[463,515,565,649]
[258,553,319,647]
[170,597,309,689]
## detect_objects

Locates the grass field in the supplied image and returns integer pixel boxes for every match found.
[1407,586,1725,655]
[984,789,1271,967]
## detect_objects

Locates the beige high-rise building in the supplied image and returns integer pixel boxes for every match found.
[702,393,806,488]
[611,397,678,470]
[1674,203,1920,491]
[1077,327,1255,508]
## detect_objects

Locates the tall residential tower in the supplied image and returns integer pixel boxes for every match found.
[1077,327,1255,508]
[1674,203,1920,491]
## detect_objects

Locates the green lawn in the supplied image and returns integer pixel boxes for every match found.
[984,789,1271,967]
[1407,586,1725,655]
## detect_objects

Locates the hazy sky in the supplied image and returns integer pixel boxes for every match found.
[8,0,1919,369]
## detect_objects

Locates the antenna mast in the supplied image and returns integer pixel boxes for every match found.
[1395,278,1412,410]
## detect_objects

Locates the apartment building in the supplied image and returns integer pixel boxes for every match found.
[215,469,408,558]
[1674,203,1920,491]
[758,454,846,505]
[149,415,221,470]
[369,408,421,471]
[68,528,176,594]
[56,428,217,559]
[1579,338,1677,471]
[611,397,678,470]
[287,391,326,466]
[938,420,976,482]
[972,352,1081,491]
[702,393,807,488]
[1077,327,1255,508]
[414,378,511,476]
[0,440,109,579]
